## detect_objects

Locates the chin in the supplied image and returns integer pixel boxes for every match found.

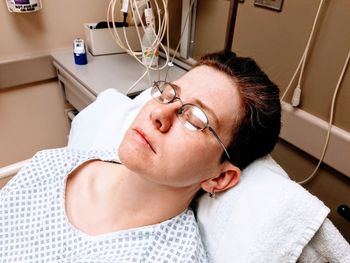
[118,140,151,173]
[118,140,134,165]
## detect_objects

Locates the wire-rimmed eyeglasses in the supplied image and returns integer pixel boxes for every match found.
[150,81,231,160]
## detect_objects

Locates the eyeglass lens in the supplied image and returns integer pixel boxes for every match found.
[151,81,231,159]
[178,105,207,131]
[151,82,208,131]
[151,82,176,104]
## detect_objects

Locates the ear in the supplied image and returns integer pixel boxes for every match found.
[201,162,241,194]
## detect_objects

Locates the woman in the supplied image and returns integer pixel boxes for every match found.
[0,51,281,262]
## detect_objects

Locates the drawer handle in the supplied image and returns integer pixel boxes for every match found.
[337,205,350,222]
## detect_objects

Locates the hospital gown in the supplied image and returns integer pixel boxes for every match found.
[0,148,208,262]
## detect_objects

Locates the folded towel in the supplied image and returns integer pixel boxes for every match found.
[304,218,350,263]
[298,244,327,263]
[196,155,330,263]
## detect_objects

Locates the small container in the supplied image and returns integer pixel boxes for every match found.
[73,38,88,65]
[6,0,42,13]
[84,23,142,56]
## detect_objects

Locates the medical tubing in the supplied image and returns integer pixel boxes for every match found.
[124,1,168,88]
[145,0,170,70]
[140,1,169,70]
[108,1,147,59]
[107,0,195,81]
[299,49,350,185]
[107,0,192,91]
[107,1,120,47]
[108,1,130,52]
[129,0,147,56]
[280,0,325,102]
[166,2,170,70]
[108,1,143,62]
[122,2,142,57]
[126,69,149,95]
[113,0,127,47]
[130,1,162,85]
[107,0,169,71]
[122,0,146,56]
[115,1,140,52]
[137,1,168,70]
[144,1,170,71]
[114,0,139,51]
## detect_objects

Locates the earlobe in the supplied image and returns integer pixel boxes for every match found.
[201,163,241,194]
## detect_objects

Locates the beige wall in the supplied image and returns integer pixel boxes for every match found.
[0,0,111,60]
[0,81,69,166]
[0,1,112,168]
[233,0,350,130]
[165,0,230,59]
[192,0,230,58]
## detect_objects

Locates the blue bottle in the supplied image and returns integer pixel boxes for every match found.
[73,38,88,65]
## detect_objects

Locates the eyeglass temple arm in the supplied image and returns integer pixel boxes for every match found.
[208,126,231,160]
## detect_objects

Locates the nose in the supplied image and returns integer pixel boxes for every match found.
[150,101,179,133]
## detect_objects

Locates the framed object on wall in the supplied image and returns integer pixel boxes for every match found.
[254,0,284,11]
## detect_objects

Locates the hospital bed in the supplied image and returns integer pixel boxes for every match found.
[1,87,349,262]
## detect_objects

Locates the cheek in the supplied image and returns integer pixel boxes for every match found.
[162,132,220,171]
[167,155,219,187]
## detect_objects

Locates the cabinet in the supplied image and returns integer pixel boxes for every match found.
[51,50,187,111]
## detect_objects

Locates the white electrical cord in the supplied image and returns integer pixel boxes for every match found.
[279,0,349,184]
[280,0,325,106]
[298,49,350,185]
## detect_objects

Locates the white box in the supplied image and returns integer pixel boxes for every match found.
[84,23,142,56]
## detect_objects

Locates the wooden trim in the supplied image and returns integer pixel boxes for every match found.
[281,102,350,178]
[0,54,56,89]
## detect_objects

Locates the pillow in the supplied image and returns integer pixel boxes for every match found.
[68,88,152,150]
[68,88,329,262]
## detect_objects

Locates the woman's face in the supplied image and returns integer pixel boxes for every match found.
[119,65,241,189]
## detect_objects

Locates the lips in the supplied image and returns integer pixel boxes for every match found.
[133,128,156,154]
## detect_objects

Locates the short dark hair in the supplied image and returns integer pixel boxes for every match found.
[197,51,281,170]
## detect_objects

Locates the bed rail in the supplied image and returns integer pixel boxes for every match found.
[0,159,30,180]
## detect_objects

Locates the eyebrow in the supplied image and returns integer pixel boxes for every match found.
[171,82,220,128]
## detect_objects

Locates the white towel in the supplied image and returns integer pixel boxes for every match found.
[301,218,350,263]
[196,155,331,263]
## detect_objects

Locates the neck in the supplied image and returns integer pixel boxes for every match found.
[92,161,198,229]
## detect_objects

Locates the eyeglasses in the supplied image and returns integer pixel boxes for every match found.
[151,81,231,160]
